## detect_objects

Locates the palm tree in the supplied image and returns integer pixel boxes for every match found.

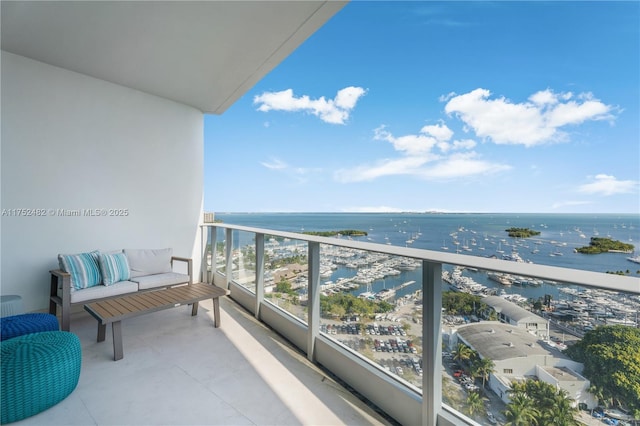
[465,390,485,418]
[541,391,579,426]
[472,357,495,387]
[503,394,539,426]
[526,379,556,410]
[508,380,528,398]
[452,343,474,365]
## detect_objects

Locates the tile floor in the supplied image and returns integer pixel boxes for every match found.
[14,296,391,425]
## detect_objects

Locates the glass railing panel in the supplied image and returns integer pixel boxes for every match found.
[318,247,425,387]
[205,224,640,426]
[263,236,308,323]
[440,264,640,425]
[231,230,256,291]
[214,228,226,276]
[203,226,214,283]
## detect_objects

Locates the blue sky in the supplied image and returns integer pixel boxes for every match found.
[204,1,639,214]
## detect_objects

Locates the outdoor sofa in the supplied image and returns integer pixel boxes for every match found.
[50,248,192,331]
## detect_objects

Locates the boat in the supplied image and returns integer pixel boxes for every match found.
[487,272,513,286]
[375,288,395,300]
[627,254,640,264]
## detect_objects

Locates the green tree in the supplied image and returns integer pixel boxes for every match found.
[275,278,293,294]
[503,394,539,426]
[465,390,485,417]
[472,357,495,388]
[330,304,346,319]
[532,299,544,311]
[541,391,579,426]
[453,343,474,365]
[443,291,483,315]
[564,325,640,416]
[508,379,579,426]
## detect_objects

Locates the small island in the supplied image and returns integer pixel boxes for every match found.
[505,227,541,238]
[303,229,368,237]
[576,237,634,254]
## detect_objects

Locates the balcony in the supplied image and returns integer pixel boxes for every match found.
[15,294,390,425]
[9,222,640,426]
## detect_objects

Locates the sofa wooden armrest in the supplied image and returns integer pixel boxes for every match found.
[49,269,72,331]
[171,256,193,284]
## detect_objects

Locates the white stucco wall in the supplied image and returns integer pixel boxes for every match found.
[1,51,204,312]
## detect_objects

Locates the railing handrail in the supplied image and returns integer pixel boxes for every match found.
[202,223,640,295]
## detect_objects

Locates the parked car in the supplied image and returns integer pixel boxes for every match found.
[487,411,497,424]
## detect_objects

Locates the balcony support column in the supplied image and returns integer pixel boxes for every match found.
[255,233,265,319]
[307,241,320,362]
[422,260,442,426]
[225,228,233,289]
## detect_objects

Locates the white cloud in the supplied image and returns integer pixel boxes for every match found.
[339,119,510,182]
[261,157,321,185]
[416,152,511,179]
[420,122,453,141]
[452,139,477,150]
[334,151,510,183]
[578,174,638,196]
[374,122,457,156]
[253,86,366,125]
[261,158,288,170]
[444,88,616,146]
[335,86,616,186]
[334,156,432,183]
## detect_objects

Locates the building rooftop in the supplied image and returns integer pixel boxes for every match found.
[483,296,548,324]
[456,322,565,361]
[16,296,390,425]
[541,365,583,383]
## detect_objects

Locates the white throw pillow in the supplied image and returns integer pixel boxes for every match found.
[124,248,173,278]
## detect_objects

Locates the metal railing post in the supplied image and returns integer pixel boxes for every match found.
[200,225,207,283]
[209,226,217,284]
[255,233,265,319]
[422,260,442,426]
[225,228,233,289]
[307,241,320,362]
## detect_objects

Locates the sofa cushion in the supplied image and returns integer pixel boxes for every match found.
[125,248,173,278]
[131,273,190,290]
[58,251,102,290]
[66,280,138,304]
[98,252,131,286]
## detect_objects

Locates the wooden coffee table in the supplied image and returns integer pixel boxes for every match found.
[84,283,229,361]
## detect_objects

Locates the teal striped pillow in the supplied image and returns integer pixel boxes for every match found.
[58,251,102,290]
[99,252,131,286]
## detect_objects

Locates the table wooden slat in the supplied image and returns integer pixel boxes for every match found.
[84,283,228,324]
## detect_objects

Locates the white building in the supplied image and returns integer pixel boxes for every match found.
[483,295,549,337]
[452,322,597,409]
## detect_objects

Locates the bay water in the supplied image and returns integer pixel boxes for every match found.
[215,212,640,302]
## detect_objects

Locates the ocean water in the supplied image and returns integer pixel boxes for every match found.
[215,212,640,301]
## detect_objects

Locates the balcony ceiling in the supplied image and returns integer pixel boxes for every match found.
[1,1,346,114]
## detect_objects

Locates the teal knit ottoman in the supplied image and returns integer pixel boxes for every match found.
[0,313,59,341]
[1,331,81,424]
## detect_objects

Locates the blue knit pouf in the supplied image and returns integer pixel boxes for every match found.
[1,331,82,424]
[0,313,59,341]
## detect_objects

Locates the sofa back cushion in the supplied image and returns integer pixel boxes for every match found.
[124,248,173,278]
[99,252,131,286]
[58,251,102,290]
